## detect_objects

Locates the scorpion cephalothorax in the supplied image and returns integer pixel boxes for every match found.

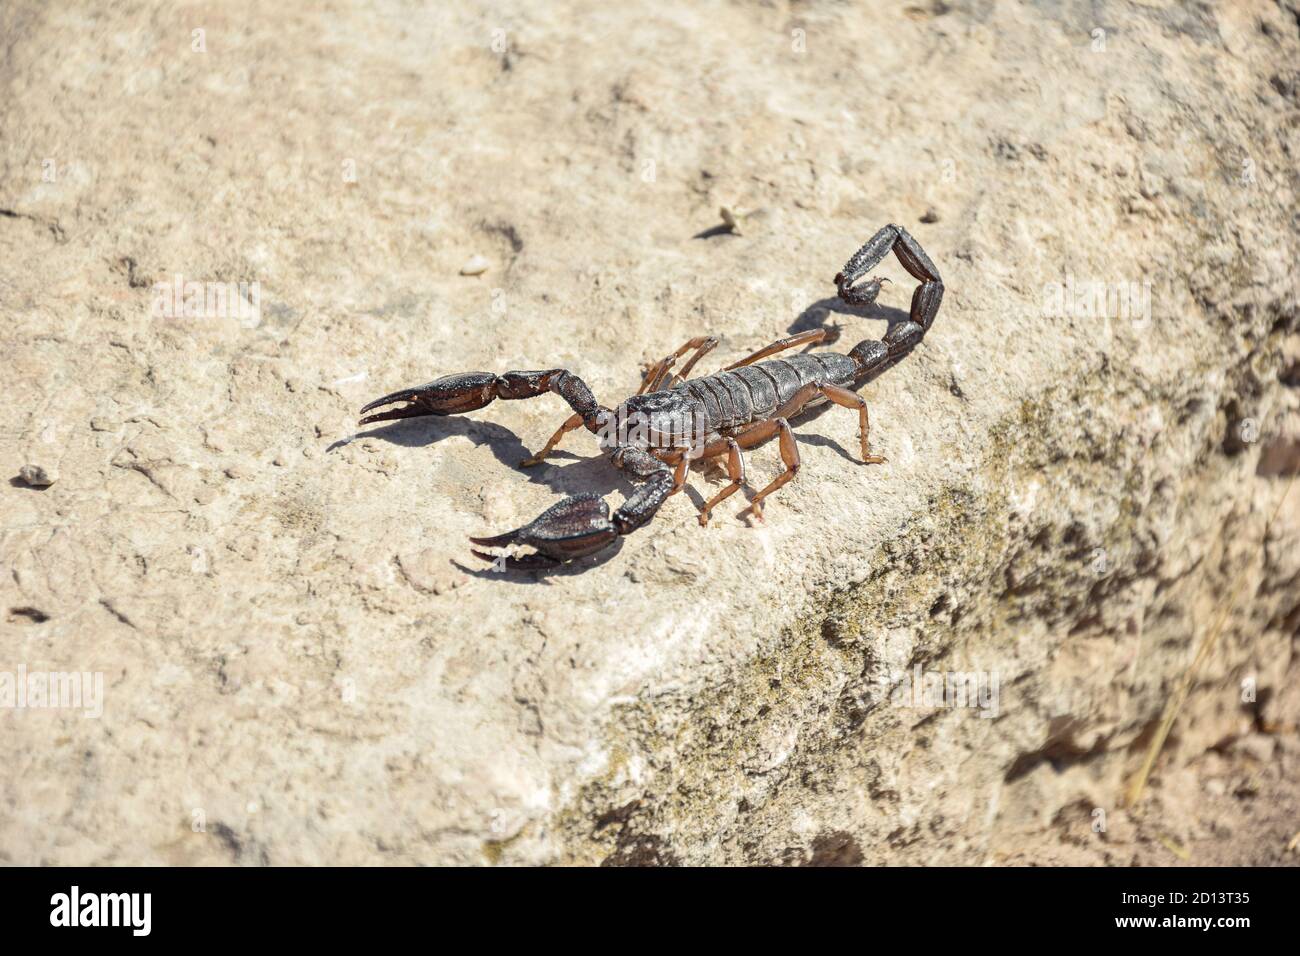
[359,224,943,569]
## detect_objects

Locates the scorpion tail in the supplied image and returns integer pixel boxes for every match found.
[837,224,944,378]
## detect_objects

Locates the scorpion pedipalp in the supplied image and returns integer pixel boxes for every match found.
[358,372,500,424]
[469,492,620,567]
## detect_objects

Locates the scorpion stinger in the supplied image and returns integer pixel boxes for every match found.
[357,224,944,570]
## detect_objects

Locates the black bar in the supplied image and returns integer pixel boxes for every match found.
[0,866,1282,943]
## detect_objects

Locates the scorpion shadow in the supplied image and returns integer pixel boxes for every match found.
[329,416,637,500]
[788,295,908,340]
[328,415,642,581]
[328,416,526,466]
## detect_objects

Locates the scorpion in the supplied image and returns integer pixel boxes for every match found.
[358,224,943,569]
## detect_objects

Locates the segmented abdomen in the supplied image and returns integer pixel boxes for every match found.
[678,352,855,431]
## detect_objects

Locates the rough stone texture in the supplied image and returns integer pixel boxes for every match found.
[1,0,1297,865]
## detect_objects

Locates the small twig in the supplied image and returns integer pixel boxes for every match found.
[1123,469,1297,807]
[1156,834,1191,861]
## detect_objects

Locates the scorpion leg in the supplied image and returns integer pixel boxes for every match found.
[767,380,887,465]
[469,445,677,569]
[670,453,692,494]
[820,384,887,464]
[520,413,584,468]
[662,336,719,389]
[746,418,800,522]
[722,329,830,371]
[697,438,746,526]
[640,335,718,393]
[703,376,884,524]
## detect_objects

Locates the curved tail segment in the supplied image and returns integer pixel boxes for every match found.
[837,224,944,379]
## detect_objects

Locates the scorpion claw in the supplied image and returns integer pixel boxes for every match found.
[470,548,559,570]
[466,528,523,548]
[359,372,500,425]
[468,493,619,566]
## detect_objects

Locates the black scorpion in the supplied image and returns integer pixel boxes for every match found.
[358,224,943,568]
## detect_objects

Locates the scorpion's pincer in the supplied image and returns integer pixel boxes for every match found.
[469,493,619,569]
[358,372,500,425]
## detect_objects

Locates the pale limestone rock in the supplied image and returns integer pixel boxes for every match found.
[0,0,1296,867]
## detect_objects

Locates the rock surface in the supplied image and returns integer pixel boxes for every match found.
[1,0,1297,865]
